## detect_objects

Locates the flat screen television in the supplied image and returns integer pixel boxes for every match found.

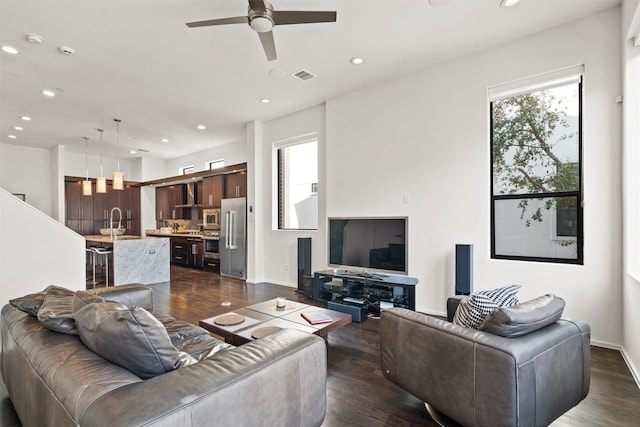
[328,217,408,275]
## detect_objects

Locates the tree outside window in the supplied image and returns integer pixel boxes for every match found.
[491,78,583,264]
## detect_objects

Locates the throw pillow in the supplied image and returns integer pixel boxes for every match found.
[480,294,565,337]
[452,293,499,329]
[74,301,196,379]
[36,292,78,335]
[480,284,521,307]
[10,285,74,317]
[72,290,107,313]
[452,285,521,330]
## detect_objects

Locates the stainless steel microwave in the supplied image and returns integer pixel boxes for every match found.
[203,208,221,229]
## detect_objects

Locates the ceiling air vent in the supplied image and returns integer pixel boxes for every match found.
[292,69,315,82]
[137,148,149,153]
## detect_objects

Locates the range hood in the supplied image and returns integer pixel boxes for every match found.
[175,182,202,208]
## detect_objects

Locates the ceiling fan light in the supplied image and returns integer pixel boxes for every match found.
[250,16,273,33]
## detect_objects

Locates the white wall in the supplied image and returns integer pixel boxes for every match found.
[257,105,327,286]
[321,7,623,346]
[622,0,640,385]
[0,143,54,216]
[0,187,85,308]
[64,151,132,182]
[163,140,246,176]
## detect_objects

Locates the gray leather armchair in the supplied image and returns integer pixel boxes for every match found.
[380,298,590,427]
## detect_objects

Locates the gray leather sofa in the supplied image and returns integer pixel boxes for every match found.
[380,297,590,427]
[2,284,327,427]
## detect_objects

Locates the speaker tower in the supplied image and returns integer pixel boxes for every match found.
[455,244,473,295]
[297,238,312,297]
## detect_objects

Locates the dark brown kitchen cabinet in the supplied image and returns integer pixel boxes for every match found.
[171,236,189,267]
[65,180,94,235]
[92,184,140,235]
[224,172,247,199]
[156,185,182,221]
[202,175,223,208]
[170,236,203,269]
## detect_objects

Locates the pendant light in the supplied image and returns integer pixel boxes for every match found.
[112,118,124,190]
[82,137,92,196]
[96,128,107,193]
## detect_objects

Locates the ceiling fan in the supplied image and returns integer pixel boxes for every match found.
[186,0,337,61]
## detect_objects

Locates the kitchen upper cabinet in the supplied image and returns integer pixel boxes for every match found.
[202,175,223,208]
[224,172,247,199]
[156,185,182,221]
[92,184,140,235]
[65,180,94,235]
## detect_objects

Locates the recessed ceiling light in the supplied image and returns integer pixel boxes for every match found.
[14,126,23,131]
[500,0,521,7]
[1,46,19,55]
[350,57,365,65]
[8,135,17,139]
[26,33,44,44]
[42,89,55,97]
[197,125,206,130]
[20,116,31,121]
[130,150,137,154]
[161,138,169,143]
[260,98,270,104]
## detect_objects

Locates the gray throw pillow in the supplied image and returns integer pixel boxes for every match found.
[74,301,196,379]
[479,294,565,337]
[36,292,77,335]
[72,290,107,313]
[10,285,74,317]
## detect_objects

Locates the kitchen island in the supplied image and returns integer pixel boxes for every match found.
[85,235,170,285]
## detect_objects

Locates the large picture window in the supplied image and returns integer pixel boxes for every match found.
[276,139,318,230]
[490,73,583,264]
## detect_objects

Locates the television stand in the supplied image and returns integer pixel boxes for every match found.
[314,270,418,316]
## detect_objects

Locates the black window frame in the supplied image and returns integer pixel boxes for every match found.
[490,78,584,265]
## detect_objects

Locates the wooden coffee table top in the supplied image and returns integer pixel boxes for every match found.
[199,298,351,346]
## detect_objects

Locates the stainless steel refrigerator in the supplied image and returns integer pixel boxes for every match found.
[220,197,247,280]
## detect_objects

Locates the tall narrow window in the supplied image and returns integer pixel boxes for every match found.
[490,73,583,264]
[276,139,318,230]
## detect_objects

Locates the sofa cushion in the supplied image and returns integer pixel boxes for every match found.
[10,285,74,316]
[452,285,521,329]
[74,301,197,379]
[479,294,565,337]
[36,292,77,335]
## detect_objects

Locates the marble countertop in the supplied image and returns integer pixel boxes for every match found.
[146,230,203,238]
[84,235,165,244]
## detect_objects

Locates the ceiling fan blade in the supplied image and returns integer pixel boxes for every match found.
[272,10,336,26]
[258,31,277,61]
[186,16,249,28]
[249,0,268,13]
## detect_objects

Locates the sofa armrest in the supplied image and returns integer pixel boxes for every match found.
[446,295,465,322]
[79,329,327,427]
[380,307,590,427]
[89,283,154,311]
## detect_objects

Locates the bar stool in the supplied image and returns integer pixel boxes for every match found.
[90,247,113,287]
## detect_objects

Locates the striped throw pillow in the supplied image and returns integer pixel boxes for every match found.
[452,285,521,329]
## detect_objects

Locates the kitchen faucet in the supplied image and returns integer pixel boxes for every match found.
[110,207,123,239]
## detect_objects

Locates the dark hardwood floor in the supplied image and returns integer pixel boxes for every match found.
[2,265,639,426]
[148,266,640,427]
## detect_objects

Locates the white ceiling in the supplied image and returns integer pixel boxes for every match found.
[0,0,620,160]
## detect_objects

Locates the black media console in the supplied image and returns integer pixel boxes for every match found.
[314,270,418,318]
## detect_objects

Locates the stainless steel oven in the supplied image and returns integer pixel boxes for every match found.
[202,230,220,260]
[203,208,221,230]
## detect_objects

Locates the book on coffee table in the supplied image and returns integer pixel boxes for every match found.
[301,311,333,325]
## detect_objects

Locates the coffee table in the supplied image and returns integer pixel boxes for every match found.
[199,298,352,345]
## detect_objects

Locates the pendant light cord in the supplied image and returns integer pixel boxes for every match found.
[84,137,89,180]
